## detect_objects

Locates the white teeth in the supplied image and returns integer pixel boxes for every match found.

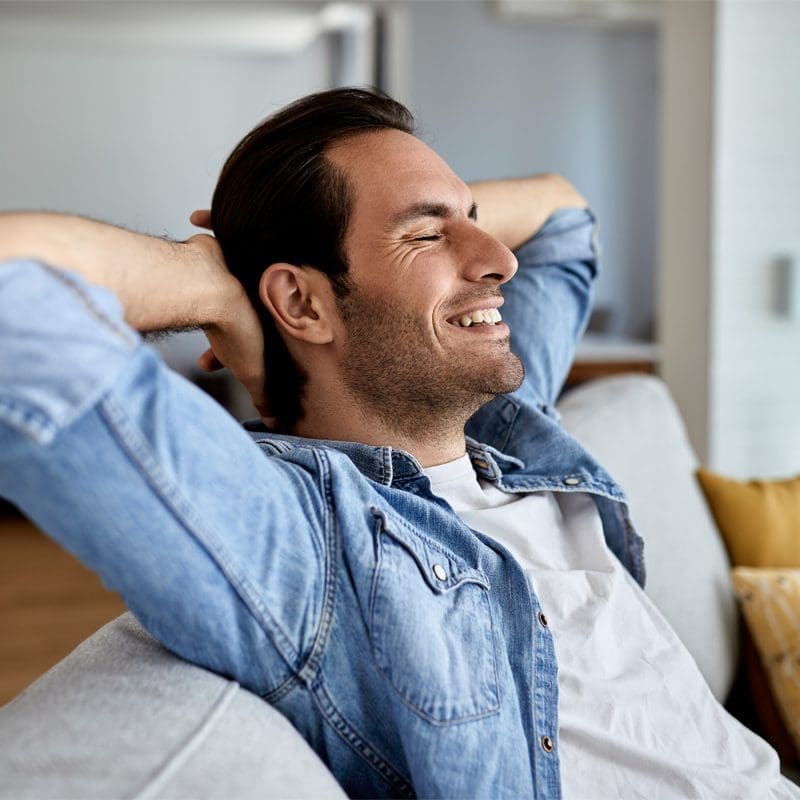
[453,308,502,327]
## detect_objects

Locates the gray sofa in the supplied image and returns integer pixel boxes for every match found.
[0,375,743,798]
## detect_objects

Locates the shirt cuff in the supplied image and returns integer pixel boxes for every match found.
[0,260,139,444]
[513,207,600,277]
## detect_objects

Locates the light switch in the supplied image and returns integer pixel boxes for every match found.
[775,255,800,320]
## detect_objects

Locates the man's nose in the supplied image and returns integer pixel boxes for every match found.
[463,226,518,285]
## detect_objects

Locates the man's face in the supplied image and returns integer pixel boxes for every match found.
[326,129,524,428]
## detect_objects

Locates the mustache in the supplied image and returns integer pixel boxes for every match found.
[443,288,504,314]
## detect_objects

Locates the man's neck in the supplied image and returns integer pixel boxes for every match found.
[293,396,468,467]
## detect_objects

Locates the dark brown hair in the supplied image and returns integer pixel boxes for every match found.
[211,87,415,430]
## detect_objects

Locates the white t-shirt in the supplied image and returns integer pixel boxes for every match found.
[424,454,799,800]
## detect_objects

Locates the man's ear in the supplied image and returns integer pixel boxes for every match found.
[258,264,336,345]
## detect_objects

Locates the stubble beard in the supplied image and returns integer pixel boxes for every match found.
[336,289,524,442]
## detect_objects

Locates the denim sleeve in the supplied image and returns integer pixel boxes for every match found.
[0,260,327,696]
[466,208,598,443]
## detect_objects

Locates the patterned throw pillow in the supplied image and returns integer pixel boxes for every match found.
[731,567,800,758]
[696,469,800,567]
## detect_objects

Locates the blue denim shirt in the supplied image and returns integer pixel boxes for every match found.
[0,209,644,799]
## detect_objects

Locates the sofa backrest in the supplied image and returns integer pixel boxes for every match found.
[557,374,738,701]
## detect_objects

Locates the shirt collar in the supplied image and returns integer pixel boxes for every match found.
[242,422,525,487]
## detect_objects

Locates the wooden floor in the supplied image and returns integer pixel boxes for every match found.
[0,515,126,707]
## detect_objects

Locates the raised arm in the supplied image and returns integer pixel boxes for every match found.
[470,173,587,250]
[0,213,266,411]
[0,216,325,695]
[465,174,599,447]
[0,213,236,331]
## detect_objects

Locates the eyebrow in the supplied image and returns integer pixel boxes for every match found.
[388,201,478,231]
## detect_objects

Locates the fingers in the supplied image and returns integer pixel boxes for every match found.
[197,346,277,429]
[257,407,279,431]
[197,347,224,373]
[190,209,213,230]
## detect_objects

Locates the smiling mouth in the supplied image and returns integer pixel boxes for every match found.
[449,308,503,328]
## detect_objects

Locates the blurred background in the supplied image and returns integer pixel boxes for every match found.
[0,0,660,426]
[1,0,799,699]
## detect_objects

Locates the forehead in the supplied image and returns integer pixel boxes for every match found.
[326,129,470,233]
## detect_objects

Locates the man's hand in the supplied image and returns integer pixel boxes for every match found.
[0,212,230,333]
[188,213,274,426]
[0,209,273,424]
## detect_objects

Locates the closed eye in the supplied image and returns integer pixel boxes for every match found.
[414,234,442,242]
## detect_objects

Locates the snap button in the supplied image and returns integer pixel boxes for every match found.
[432,564,448,581]
[564,476,582,486]
[538,612,548,628]
[472,458,490,470]
[541,735,554,753]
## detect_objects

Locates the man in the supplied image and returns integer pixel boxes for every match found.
[0,88,795,799]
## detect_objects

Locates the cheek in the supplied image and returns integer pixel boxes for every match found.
[354,256,453,332]
[403,272,452,316]
[383,276,444,319]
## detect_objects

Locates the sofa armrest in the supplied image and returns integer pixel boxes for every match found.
[0,613,347,800]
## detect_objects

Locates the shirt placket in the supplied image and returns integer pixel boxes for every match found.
[531,589,562,799]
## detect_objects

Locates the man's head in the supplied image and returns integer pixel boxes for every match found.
[212,87,522,438]
[212,87,413,429]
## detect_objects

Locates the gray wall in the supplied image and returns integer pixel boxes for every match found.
[406,1,659,339]
[0,32,331,237]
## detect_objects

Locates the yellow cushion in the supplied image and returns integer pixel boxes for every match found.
[696,468,800,567]
[731,567,800,758]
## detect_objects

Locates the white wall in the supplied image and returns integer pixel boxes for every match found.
[406,0,659,339]
[659,0,800,478]
[710,0,800,477]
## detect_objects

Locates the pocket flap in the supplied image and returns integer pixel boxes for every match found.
[371,507,489,594]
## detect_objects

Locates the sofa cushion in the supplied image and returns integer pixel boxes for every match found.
[0,613,347,800]
[732,567,800,761]
[697,469,800,567]
[557,374,738,702]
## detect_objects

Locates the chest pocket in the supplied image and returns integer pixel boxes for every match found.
[369,509,500,725]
